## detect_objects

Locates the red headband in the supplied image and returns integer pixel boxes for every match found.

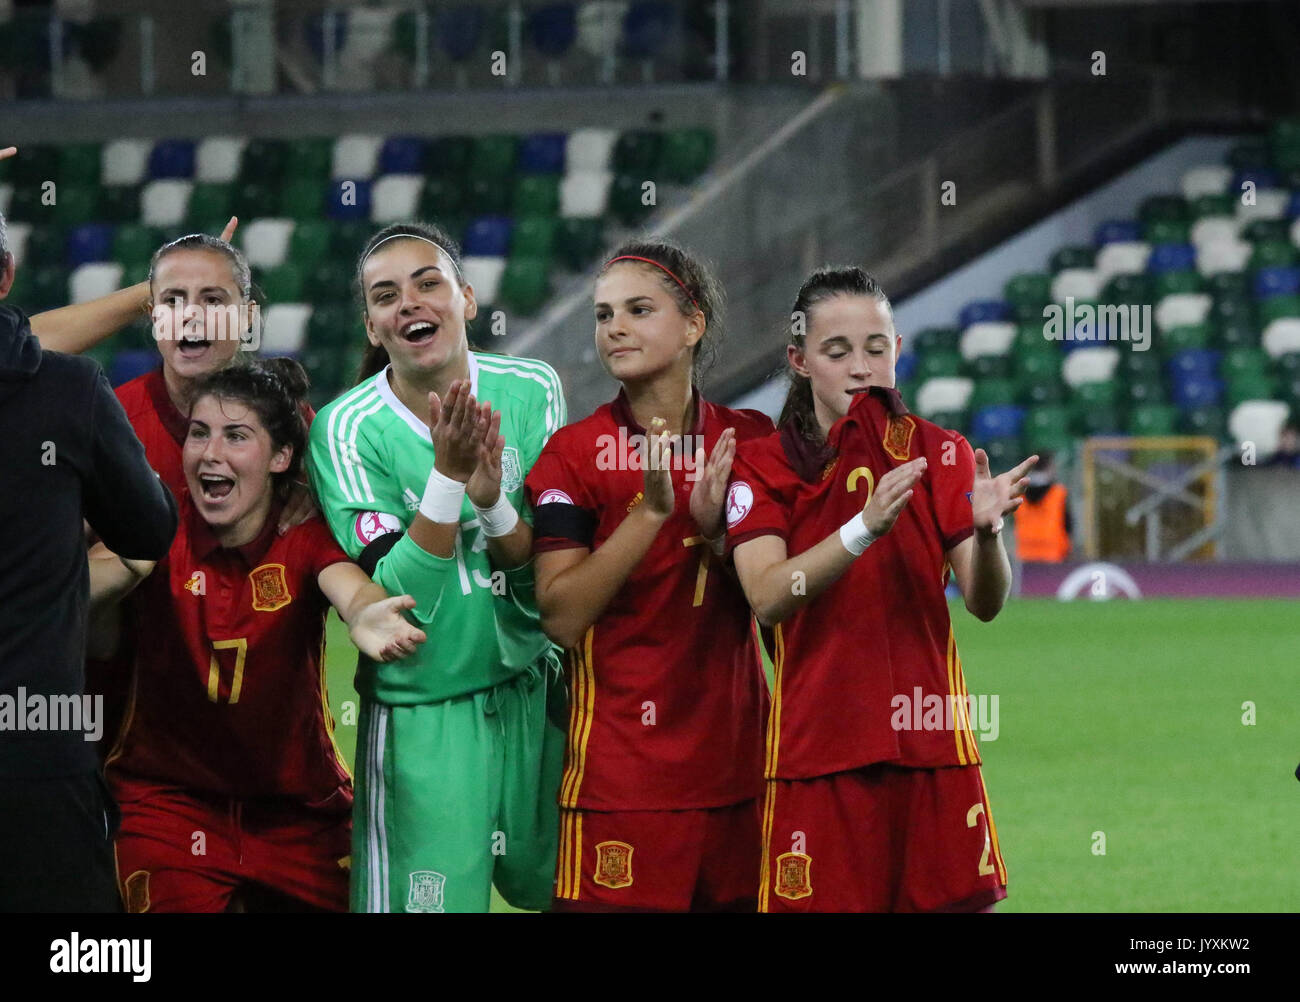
[605,255,700,311]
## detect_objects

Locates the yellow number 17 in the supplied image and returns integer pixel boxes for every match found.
[207,638,249,704]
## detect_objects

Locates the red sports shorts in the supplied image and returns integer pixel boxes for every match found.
[112,779,351,913]
[553,799,760,912]
[759,763,1008,913]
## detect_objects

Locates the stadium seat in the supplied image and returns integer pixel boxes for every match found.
[112,224,159,271]
[1262,317,1300,357]
[370,175,424,222]
[1062,346,1120,386]
[916,377,973,418]
[279,178,327,222]
[1291,216,1300,244]
[968,378,1016,413]
[1049,246,1095,273]
[461,256,506,303]
[1003,272,1051,315]
[1096,241,1151,282]
[1190,215,1239,246]
[555,217,605,271]
[1181,403,1227,439]
[560,170,614,218]
[1224,372,1277,408]
[332,134,383,180]
[470,135,519,181]
[917,349,963,381]
[1181,165,1231,199]
[327,179,372,221]
[261,304,312,355]
[527,3,577,57]
[959,321,1015,361]
[24,226,66,268]
[1130,403,1178,436]
[1257,294,1300,326]
[659,128,714,183]
[53,185,100,226]
[301,260,346,305]
[912,327,961,355]
[240,139,291,183]
[1236,187,1289,224]
[1101,273,1154,304]
[957,300,1010,328]
[966,355,1012,381]
[306,303,358,349]
[1228,400,1290,457]
[436,4,486,62]
[1094,219,1141,246]
[1071,383,1123,435]
[511,217,558,259]
[149,139,196,180]
[499,257,551,314]
[65,223,115,267]
[514,174,561,217]
[1254,265,1300,299]
[971,405,1024,443]
[1153,270,1203,298]
[1161,323,1213,353]
[566,128,618,173]
[1171,373,1223,410]
[140,180,193,226]
[187,181,235,226]
[466,176,513,215]
[894,353,918,385]
[608,173,657,226]
[285,138,333,182]
[110,349,159,388]
[419,175,468,217]
[1218,315,1257,349]
[1144,219,1190,246]
[1147,244,1197,274]
[331,221,372,259]
[1166,349,1220,382]
[378,136,427,176]
[463,216,513,258]
[195,137,248,184]
[612,130,663,175]
[1250,239,1298,271]
[241,219,295,270]
[1139,195,1189,225]
[99,185,142,224]
[101,139,151,186]
[1197,239,1252,276]
[519,133,567,175]
[257,262,305,303]
[69,262,124,304]
[1242,218,1291,244]
[1051,268,1102,303]
[426,136,475,178]
[1155,292,1212,331]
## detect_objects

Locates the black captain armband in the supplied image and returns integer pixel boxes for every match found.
[532,502,597,548]
[357,530,404,577]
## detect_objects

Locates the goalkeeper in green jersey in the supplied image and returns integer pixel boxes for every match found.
[306,222,567,913]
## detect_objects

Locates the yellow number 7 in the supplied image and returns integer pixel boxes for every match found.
[207,638,249,704]
[681,536,712,608]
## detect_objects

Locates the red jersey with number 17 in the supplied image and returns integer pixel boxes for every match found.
[106,491,353,807]
[726,386,981,780]
[524,389,773,812]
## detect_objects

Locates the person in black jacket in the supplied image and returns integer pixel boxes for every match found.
[0,209,179,912]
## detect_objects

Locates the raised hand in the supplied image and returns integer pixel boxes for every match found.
[218,216,239,243]
[466,403,504,508]
[688,427,736,540]
[971,449,1038,539]
[0,147,16,163]
[348,594,428,663]
[642,417,675,518]
[863,457,927,537]
[428,380,487,483]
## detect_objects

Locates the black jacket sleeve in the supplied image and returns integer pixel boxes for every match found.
[82,367,178,559]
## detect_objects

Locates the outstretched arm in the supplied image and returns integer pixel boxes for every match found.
[318,561,427,663]
[947,450,1037,622]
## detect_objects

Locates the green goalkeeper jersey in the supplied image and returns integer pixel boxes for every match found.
[307,351,566,705]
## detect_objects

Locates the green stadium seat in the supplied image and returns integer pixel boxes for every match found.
[331,221,372,259]
[1023,405,1070,447]
[1014,352,1063,405]
[555,217,605,272]
[658,128,714,183]
[419,176,467,217]
[1221,347,1269,381]
[1271,141,1300,174]
[1181,404,1227,440]
[99,185,142,224]
[307,304,361,349]
[925,410,968,434]
[1206,271,1251,300]
[1225,373,1277,408]
[6,182,46,223]
[965,355,1011,380]
[1226,139,1270,170]
[1138,195,1189,224]
[1258,295,1300,326]
[979,436,1023,471]
[1049,246,1095,273]
[1070,382,1122,436]
[426,136,475,179]
[469,135,518,181]
[1129,403,1178,436]
[111,224,160,271]
[256,262,304,303]
[287,221,333,270]
[1218,316,1257,349]
[279,178,325,221]
[236,180,280,219]
[302,260,348,305]
[1190,194,1234,218]
[58,143,101,186]
[187,182,234,226]
[499,257,551,315]
[1123,374,1167,407]
[1004,272,1052,311]
[911,327,960,355]
[122,262,150,287]
[27,266,69,312]
[1144,219,1190,245]
[968,378,1016,412]
[510,217,557,259]
[240,140,290,183]
[1277,352,1300,378]
[285,138,333,181]
[1250,240,1298,271]
[612,130,662,175]
[466,176,511,215]
[1160,323,1212,354]
[917,349,962,380]
[1101,273,1154,305]
[53,185,100,226]
[7,143,54,186]
[513,175,560,217]
[1241,218,1291,244]
[1153,271,1203,298]
[608,172,657,227]
[23,225,65,268]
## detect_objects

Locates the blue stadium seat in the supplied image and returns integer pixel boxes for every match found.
[1170,374,1223,410]
[894,352,918,383]
[65,223,116,267]
[623,2,676,57]
[957,300,1010,328]
[528,4,577,57]
[379,136,427,176]
[463,215,513,257]
[1147,243,1197,274]
[304,11,349,63]
[1253,266,1300,300]
[1095,219,1142,246]
[327,179,371,221]
[110,349,159,388]
[148,139,196,179]
[438,4,485,62]
[1230,168,1280,193]
[518,133,567,174]
[971,404,1025,442]
[1287,190,1300,219]
[1166,349,1221,381]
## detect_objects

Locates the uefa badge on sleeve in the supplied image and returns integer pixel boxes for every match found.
[406,870,447,913]
[725,481,753,529]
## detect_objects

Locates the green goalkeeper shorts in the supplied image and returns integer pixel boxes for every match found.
[351,648,566,913]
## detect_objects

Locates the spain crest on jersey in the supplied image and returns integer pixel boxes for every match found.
[249,563,292,612]
[593,841,634,889]
[883,415,917,462]
[500,446,522,493]
[774,851,813,900]
[406,870,446,913]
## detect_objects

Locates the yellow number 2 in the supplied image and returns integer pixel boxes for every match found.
[207,638,249,704]
[966,802,995,877]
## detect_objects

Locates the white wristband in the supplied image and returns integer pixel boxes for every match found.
[839,511,877,557]
[472,492,520,538]
[420,466,466,524]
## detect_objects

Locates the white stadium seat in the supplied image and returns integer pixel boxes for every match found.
[370,174,424,223]
[1062,346,1120,387]
[1155,292,1212,332]
[332,134,383,179]
[1235,188,1289,223]
[1291,215,1300,249]
[6,221,31,266]
[1261,318,1300,358]
[1196,239,1252,276]
[566,129,618,173]
[1190,215,1240,246]
[101,138,152,186]
[240,218,296,270]
[560,170,613,218]
[1228,400,1290,459]
[69,262,124,304]
[1051,268,1102,303]
[959,321,1016,361]
[461,256,506,304]
[1095,241,1151,283]
[916,377,973,418]
[1180,165,1232,200]
[140,180,193,226]
[196,136,248,183]
[260,304,312,355]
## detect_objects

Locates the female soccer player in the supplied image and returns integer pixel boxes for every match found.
[524,239,772,912]
[726,267,1036,913]
[91,358,427,913]
[306,222,567,914]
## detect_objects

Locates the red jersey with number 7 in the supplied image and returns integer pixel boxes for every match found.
[726,386,981,780]
[105,491,353,807]
[524,389,773,812]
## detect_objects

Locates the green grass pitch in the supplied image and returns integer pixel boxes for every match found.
[323,598,1300,912]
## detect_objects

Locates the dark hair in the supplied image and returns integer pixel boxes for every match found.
[189,357,310,500]
[779,266,893,447]
[597,237,724,380]
[354,221,465,384]
[149,233,253,302]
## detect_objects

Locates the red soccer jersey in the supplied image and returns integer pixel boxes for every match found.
[106,492,353,806]
[727,386,981,780]
[524,389,773,812]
